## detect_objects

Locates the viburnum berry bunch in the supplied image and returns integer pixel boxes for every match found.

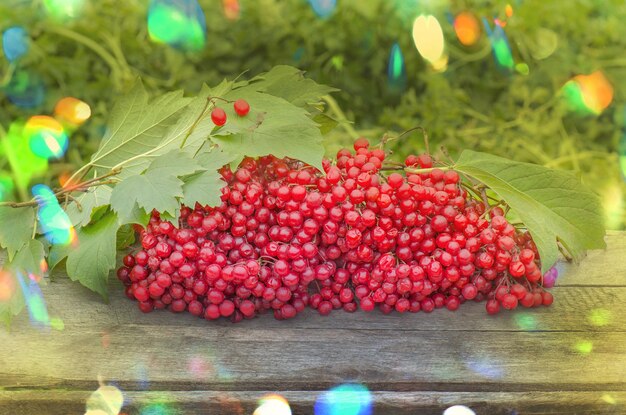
[116,137,556,322]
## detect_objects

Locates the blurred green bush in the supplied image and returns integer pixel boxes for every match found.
[0,0,624,228]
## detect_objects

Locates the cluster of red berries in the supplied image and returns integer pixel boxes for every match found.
[210,98,250,127]
[116,138,554,322]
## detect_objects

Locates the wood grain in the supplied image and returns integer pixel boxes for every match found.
[2,391,625,415]
[0,232,624,414]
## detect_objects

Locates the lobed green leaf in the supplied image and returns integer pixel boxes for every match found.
[0,206,35,260]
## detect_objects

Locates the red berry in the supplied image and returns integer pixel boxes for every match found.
[233,99,250,116]
[211,108,227,126]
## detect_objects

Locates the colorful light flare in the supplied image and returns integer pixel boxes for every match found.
[387,42,406,92]
[253,394,292,415]
[17,271,50,327]
[43,0,86,20]
[32,184,76,246]
[54,97,91,126]
[412,14,446,65]
[25,115,69,160]
[562,71,613,115]
[147,0,207,52]
[314,383,373,415]
[574,340,593,355]
[222,0,240,20]
[308,0,337,19]
[0,269,16,302]
[454,12,481,46]
[483,18,515,72]
[5,69,45,109]
[2,26,29,62]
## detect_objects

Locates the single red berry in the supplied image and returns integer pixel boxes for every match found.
[211,108,227,126]
[233,99,250,116]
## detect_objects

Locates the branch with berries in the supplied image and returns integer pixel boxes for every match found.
[0,66,605,326]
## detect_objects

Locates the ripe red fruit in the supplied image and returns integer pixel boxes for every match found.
[211,108,227,126]
[116,142,553,322]
[233,99,250,116]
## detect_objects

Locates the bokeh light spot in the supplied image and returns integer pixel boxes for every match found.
[574,340,593,355]
[562,71,613,115]
[50,317,65,330]
[2,26,29,62]
[601,394,617,405]
[482,18,514,72]
[314,383,372,415]
[514,312,537,331]
[412,15,445,64]
[86,384,124,415]
[588,308,612,327]
[530,28,558,60]
[148,0,207,52]
[515,63,529,75]
[32,184,76,245]
[55,97,91,126]
[443,405,476,415]
[308,0,337,19]
[505,4,513,18]
[16,272,50,327]
[222,0,240,20]
[454,12,481,46]
[5,69,45,108]
[387,43,406,92]
[140,402,175,415]
[25,116,69,160]
[602,182,623,229]
[254,394,292,415]
[0,269,16,302]
[44,0,86,19]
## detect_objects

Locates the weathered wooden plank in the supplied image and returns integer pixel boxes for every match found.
[25,275,626,332]
[558,231,626,287]
[2,390,625,415]
[1,324,625,391]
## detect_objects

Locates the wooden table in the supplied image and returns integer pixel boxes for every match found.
[1,232,625,415]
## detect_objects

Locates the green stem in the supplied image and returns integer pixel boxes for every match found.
[46,26,126,82]
[543,151,610,168]
[322,95,360,139]
[180,97,214,149]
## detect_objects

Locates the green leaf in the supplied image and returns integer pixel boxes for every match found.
[88,80,191,178]
[1,122,48,194]
[0,239,45,327]
[65,185,113,227]
[0,206,35,260]
[64,211,119,300]
[313,113,339,135]
[9,239,45,275]
[212,90,325,170]
[116,224,136,250]
[145,149,203,177]
[0,270,24,327]
[180,148,234,207]
[249,65,337,110]
[155,85,216,157]
[110,151,202,221]
[455,150,606,272]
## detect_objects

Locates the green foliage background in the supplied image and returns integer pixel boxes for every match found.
[1,0,624,228]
